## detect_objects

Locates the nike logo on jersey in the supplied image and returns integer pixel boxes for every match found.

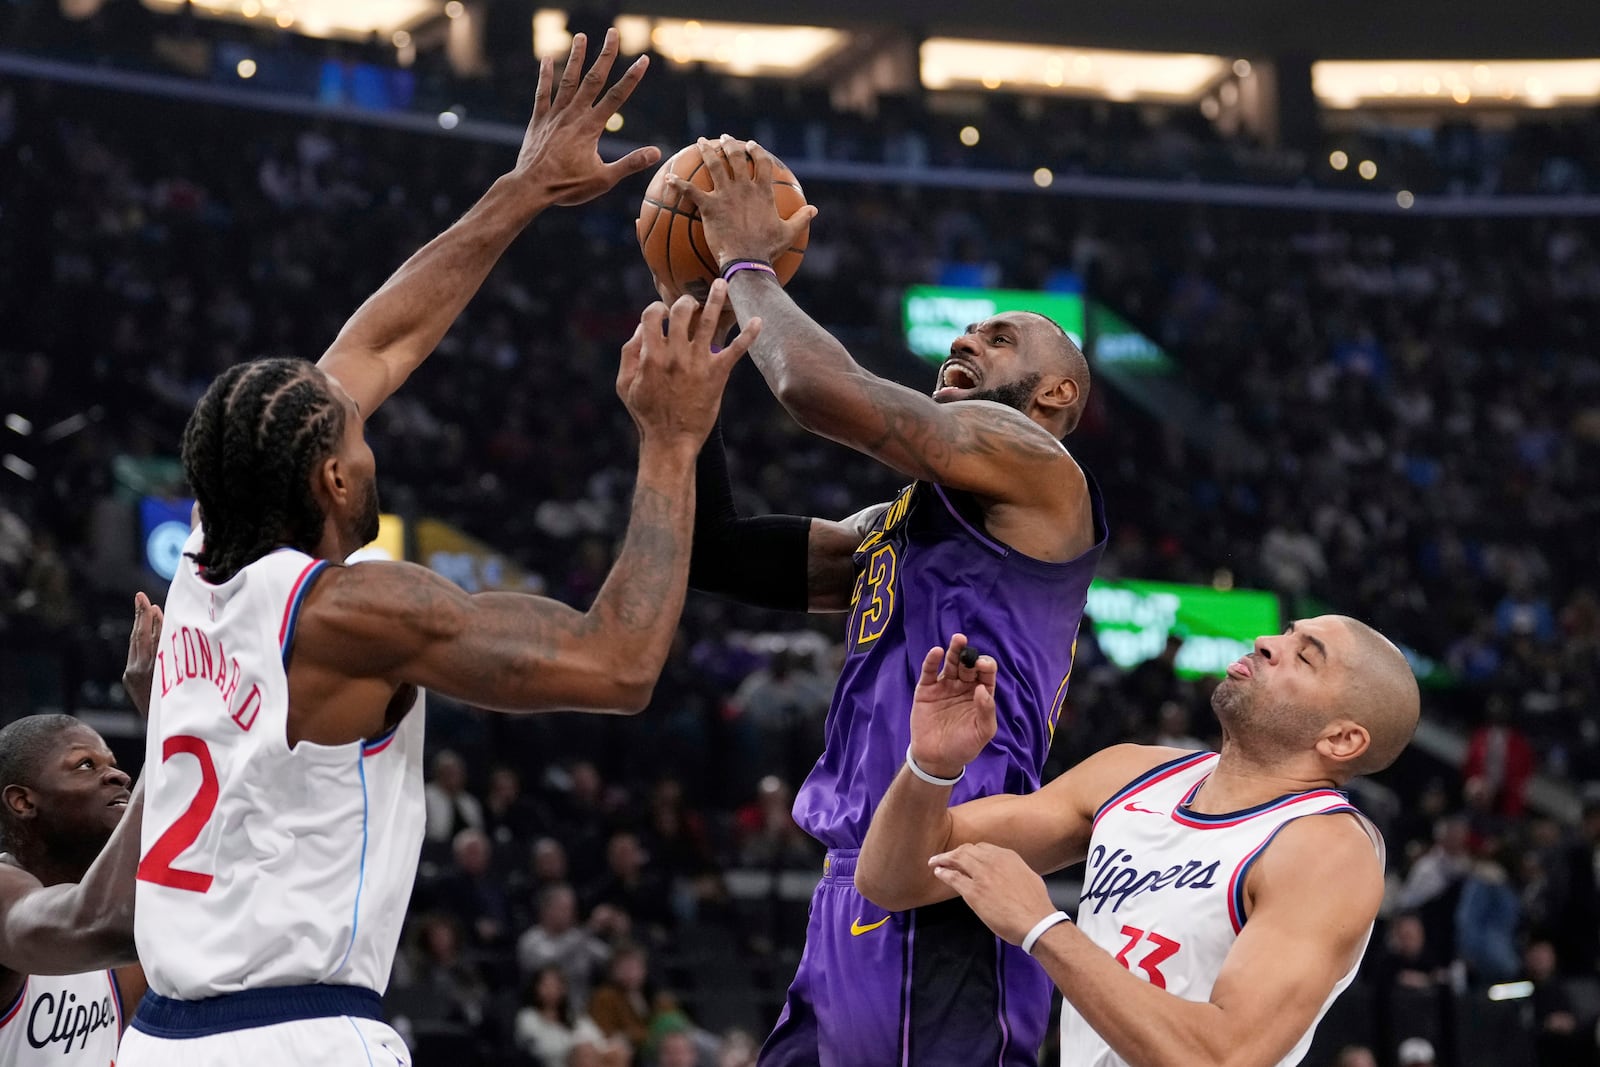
[850,916,891,936]
[1123,802,1163,815]
[1080,844,1220,916]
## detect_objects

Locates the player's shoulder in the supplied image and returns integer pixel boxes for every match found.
[1253,807,1384,904]
[296,559,468,647]
[1046,744,1208,816]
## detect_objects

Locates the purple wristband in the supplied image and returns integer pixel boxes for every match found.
[721,259,777,283]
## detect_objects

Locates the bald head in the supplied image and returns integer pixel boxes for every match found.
[1018,312,1091,436]
[1333,617,1420,776]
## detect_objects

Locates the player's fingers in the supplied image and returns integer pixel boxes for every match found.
[533,54,555,120]
[783,204,819,246]
[695,136,735,185]
[975,682,997,720]
[594,54,649,118]
[574,27,620,108]
[694,279,729,348]
[714,317,762,373]
[668,293,699,347]
[939,633,968,682]
[616,322,644,381]
[916,645,945,689]
[665,174,705,209]
[719,134,752,177]
[603,145,663,184]
[552,33,588,110]
[975,654,998,691]
[749,141,774,184]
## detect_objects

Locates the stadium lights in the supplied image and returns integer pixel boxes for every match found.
[236,57,257,78]
[444,0,463,16]
[1358,160,1377,180]
[1396,190,1415,209]
[1329,150,1349,170]
[960,126,980,145]
[142,0,435,39]
[921,39,1230,101]
[1314,59,1600,108]
[1033,167,1055,188]
[533,11,844,76]
[605,113,624,133]
[1487,981,1535,1002]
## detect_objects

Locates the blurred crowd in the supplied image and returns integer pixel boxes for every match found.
[1,51,1599,1066]
[5,0,1600,196]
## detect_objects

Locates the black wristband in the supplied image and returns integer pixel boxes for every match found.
[690,420,813,611]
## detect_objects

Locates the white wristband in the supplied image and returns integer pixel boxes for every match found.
[1021,910,1072,955]
[905,745,964,787]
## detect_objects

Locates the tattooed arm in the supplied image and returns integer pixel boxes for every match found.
[726,270,1070,505]
[293,288,761,745]
[320,30,658,416]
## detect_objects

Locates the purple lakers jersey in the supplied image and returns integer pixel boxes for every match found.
[793,476,1108,848]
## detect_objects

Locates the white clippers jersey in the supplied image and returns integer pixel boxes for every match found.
[135,527,426,999]
[1061,751,1380,1067]
[0,971,121,1066]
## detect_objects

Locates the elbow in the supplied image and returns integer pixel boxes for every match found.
[611,681,654,715]
[771,375,829,431]
[853,867,914,914]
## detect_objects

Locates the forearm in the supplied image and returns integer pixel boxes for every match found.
[320,175,555,409]
[856,767,959,911]
[581,436,700,703]
[727,271,866,426]
[689,419,813,610]
[1031,923,1230,1067]
[3,784,143,974]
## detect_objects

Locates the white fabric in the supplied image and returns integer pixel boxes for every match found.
[0,971,121,1066]
[1059,751,1380,1067]
[119,1014,410,1066]
[134,527,426,999]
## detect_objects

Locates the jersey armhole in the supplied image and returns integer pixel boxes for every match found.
[1227,806,1375,932]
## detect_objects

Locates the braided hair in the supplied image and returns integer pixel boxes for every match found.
[180,358,347,583]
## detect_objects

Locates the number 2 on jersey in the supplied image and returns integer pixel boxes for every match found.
[1114,925,1181,989]
[136,735,219,893]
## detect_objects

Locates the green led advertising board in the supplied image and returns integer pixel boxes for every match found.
[1086,578,1282,679]
[903,286,1086,361]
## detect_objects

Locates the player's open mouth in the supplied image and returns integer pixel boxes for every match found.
[107,795,130,808]
[936,360,980,398]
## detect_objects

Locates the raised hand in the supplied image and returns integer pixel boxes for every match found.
[617,278,763,446]
[512,28,661,207]
[908,633,999,780]
[123,591,164,720]
[667,135,817,267]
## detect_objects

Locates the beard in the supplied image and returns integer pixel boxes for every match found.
[962,372,1041,413]
[354,478,381,547]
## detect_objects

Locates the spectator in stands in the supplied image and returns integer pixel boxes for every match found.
[1153,699,1206,750]
[588,944,654,1051]
[387,913,491,1038]
[1332,1047,1378,1067]
[585,831,675,939]
[514,966,629,1067]
[654,1029,699,1067]
[485,765,544,859]
[1126,633,1184,710]
[1400,815,1474,957]
[1463,694,1535,818]
[1524,939,1594,1067]
[1396,1037,1437,1067]
[1456,848,1523,982]
[735,776,818,870]
[424,827,512,948]
[517,884,611,1009]
[425,749,485,849]
[1372,913,1448,991]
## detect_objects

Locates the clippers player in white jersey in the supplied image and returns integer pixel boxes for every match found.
[858,617,1420,1067]
[0,595,163,1066]
[121,31,764,1067]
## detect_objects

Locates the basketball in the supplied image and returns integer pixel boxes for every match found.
[637,143,809,296]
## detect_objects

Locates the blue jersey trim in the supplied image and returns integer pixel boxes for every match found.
[131,984,382,1038]
[1173,778,1349,829]
[1093,750,1216,825]
[348,1016,377,1067]
[333,751,371,978]
[1227,806,1362,932]
[279,559,330,664]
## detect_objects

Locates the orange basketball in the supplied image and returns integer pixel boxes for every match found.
[637,143,809,297]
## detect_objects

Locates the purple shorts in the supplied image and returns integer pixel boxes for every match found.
[759,849,1053,1067]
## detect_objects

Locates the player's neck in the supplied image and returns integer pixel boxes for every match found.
[12,840,91,888]
[1192,748,1339,815]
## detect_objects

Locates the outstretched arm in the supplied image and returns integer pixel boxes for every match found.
[319,29,659,416]
[0,593,164,975]
[689,417,879,613]
[298,288,762,740]
[671,138,1072,507]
